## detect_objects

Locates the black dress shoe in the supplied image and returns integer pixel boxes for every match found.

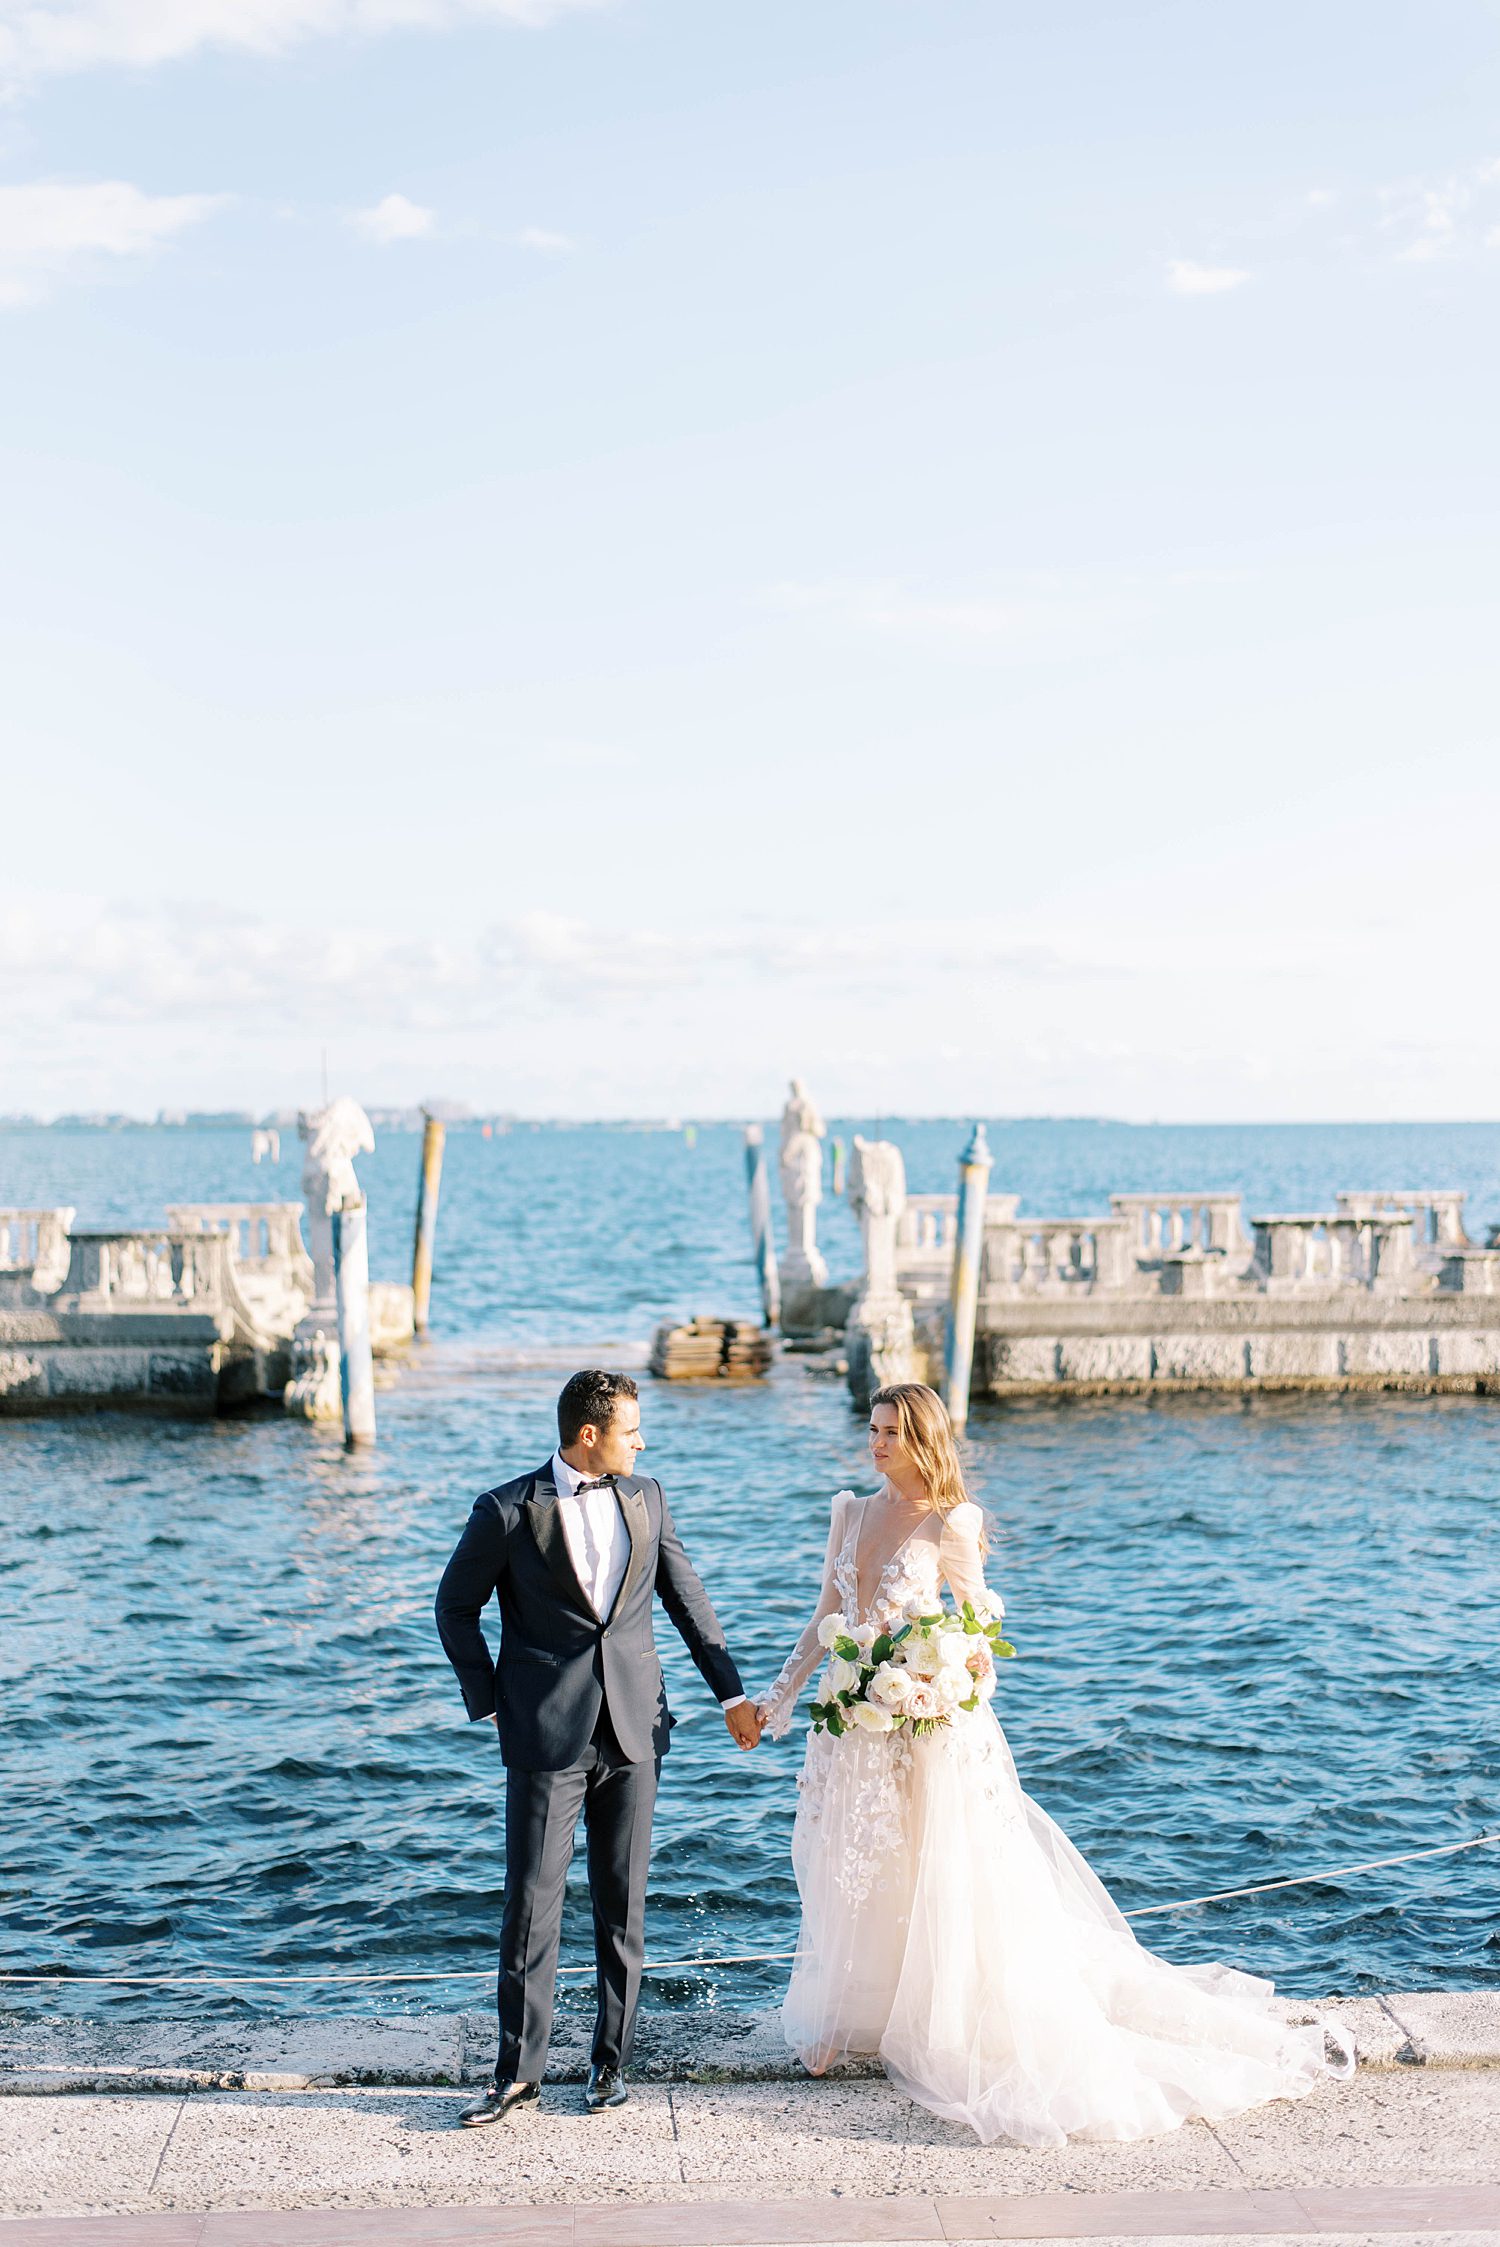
[585,2065,628,2111]
[458,2079,540,2128]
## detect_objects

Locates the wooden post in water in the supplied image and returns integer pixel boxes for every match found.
[943,1123,992,1433]
[411,1110,446,1335]
[743,1124,781,1329]
[332,1198,377,1446]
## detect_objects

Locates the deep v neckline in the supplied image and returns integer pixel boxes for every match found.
[850,1491,935,1624]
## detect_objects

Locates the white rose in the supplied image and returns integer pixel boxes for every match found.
[867,1663,912,1711]
[849,1699,895,1733]
[852,1622,878,1653]
[905,1682,943,1724]
[902,1594,929,1622]
[826,1655,862,1697]
[817,1613,851,1650]
[977,1671,997,1700]
[902,1634,941,1679]
[937,1633,971,1671]
[932,1668,964,1709]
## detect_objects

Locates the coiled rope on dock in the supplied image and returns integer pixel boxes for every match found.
[1,1829,1495,1987]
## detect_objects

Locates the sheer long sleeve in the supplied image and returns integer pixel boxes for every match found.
[757,1490,851,1739]
[939,1502,1001,1619]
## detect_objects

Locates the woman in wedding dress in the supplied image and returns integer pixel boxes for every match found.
[755,1382,1352,2146]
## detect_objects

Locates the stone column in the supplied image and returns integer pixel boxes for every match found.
[943,1123,991,1432]
[845,1136,916,1404]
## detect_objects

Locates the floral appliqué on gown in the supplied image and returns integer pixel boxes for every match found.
[758,1490,1352,2146]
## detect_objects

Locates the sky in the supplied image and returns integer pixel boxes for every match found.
[2,0,1498,1122]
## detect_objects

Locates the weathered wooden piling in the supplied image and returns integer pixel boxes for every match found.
[410,1111,446,1335]
[332,1198,377,1446]
[743,1124,781,1328]
[943,1122,992,1432]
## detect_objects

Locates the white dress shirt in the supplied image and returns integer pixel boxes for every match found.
[552,1449,630,1619]
[550,1451,745,1711]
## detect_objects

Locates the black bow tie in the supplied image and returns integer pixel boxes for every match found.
[574,1476,616,1494]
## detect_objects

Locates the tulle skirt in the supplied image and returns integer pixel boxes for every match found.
[781,1706,1350,2145]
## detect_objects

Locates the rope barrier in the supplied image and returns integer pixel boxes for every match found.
[1,1829,1495,1989]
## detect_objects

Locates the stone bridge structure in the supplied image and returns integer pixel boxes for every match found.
[767,1091,1500,1405]
[0,1107,414,1417]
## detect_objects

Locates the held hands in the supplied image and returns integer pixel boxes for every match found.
[724,1701,762,1752]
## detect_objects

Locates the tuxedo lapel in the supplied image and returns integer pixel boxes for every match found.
[608,1478,652,1621]
[523,1462,594,1618]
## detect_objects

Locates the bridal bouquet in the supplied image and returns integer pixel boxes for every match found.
[808,1598,1015,1739]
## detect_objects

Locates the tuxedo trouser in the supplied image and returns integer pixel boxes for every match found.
[496,1705,659,2083]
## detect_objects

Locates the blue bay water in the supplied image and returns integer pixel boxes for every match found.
[1,1119,1497,2021]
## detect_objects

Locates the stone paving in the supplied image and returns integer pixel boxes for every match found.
[0,1996,1495,2243]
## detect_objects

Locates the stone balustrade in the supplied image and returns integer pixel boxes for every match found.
[167,1200,306,1264]
[0,1209,74,1294]
[1439,1248,1500,1295]
[58,1228,234,1311]
[983,1216,1135,1296]
[897,1194,1020,1263]
[1336,1191,1469,1253]
[1248,1212,1423,1293]
[1109,1193,1249,1261]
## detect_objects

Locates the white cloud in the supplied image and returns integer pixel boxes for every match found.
[515,224,576,253]
[0,178,220,307]
[1167,258,1249,296]
[0,0,609,86]
[1374,156,1500,262]
[764,574,1152,661]
[351,192,434,243]
[0,899,1092,1045]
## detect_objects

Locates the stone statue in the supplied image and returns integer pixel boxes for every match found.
[302,1098,375,1221]
[848,1135,906,1300]
[779,1077,825,1160]
[845,1135,916,1400]
[781,1078,826,1294]
[285,1097,376,1424]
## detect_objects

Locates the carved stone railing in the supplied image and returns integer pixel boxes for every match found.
[0,1207,74,1294]
[983,1216,1135,1296]
[58,1228,233,1313]
[895,1194,1020,1288]
[1249,1213,1423,1293]
[1336,1191,1469,1254]
[166,1202,315,1296]
[1438,1248,1500,1295]
[1109,1193,1249,1262]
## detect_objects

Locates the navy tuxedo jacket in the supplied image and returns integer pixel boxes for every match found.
[434,1460,743,1770]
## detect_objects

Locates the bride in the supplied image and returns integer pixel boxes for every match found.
[755,1381,1352,2146]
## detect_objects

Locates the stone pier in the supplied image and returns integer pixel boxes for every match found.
[769,1102,1500,1403]
[0,1105,414,1418]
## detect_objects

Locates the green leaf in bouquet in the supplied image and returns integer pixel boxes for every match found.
[891,1623,913,1645]
[826,1705,846,1737]
[870,1633,894,1666]
[993,1638,1016,1659]
[834,1636,860,1661]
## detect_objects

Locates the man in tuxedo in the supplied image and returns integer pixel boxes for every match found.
[435,1368,759,2125]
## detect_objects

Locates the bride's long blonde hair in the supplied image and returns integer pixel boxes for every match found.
[870,1381,976,1533]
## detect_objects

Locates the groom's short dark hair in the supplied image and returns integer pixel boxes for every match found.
[558,1369,638,1446]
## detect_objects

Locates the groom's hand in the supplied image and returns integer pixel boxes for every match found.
[724,1701,761,1752]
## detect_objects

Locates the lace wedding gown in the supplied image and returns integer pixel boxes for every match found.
[759,1490,1351,2146]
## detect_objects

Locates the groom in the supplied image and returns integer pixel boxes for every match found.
[435,1369,758,2126]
